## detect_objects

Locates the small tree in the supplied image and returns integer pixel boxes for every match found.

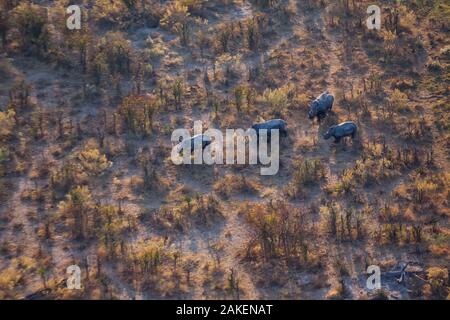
[387,89,408,113]
[425,267,448,299]
[133,238,166,277]
[160,2,190,45]
[118,95,160,136]
[0,110,15,142]
[172,78,185,107]
[12,3,50,55]
[0,7,9,46]
[76,145,111,176]
[234,85,246,112]
[58,186,94,239]
[245,18,260,50]
[91,32,133,82]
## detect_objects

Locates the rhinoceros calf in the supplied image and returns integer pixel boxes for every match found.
[323,121,357,143]
[308,92,334,121]
[177,134,212,154]
[251,119,288,137]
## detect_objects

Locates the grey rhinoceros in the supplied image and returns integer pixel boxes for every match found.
[323,121,358,143]
[251,119,288,137]
[177,134,212,154]
[308,92,334,121]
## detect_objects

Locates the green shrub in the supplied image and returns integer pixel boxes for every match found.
[91,32,133,82]
[12,3,50,55]
[51,143,111,193]
[58,186,94,239]
[132,238,167,275]
[118,95,160,136]
[76,145,112,176]
[425,267,448,299]
[96,205,128,259]
[427,60,443,72]
[387,89,409,113]
[287,158,325,198]
[0,110,15,142]
[160,1,190,43]
[261,85,293,111]
[92,0,130,26]
[243,200,308,262]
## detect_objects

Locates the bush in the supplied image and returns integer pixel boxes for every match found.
[293,158,325,185]
[325,169,354,195]
[0,267,22,298]
[213,174,259,197]
[12,3,50,55]
[118,95,160,136]
[91,32,133,82]
[241,200,309,263]
[440,45,450,58]
[0,6,9,46]
[0,145,8,199]
[215,23,234,53]
[0,110,15,142]
[8,80,31,112]
[50,161,80,194]
[381,30,399,59]
[251,0,279,8]
[320,203,364,240]
[132,238,167,276]
[387,89,409,113]
[412,177,438,203]
[160,2,190,31]
[96,205,128,259]
[58,186,94,239]
[160,1,190,43]
[245,18,260,50]
[214,53,242,85]
[145,37,168,61]
[424,267,448,299]
[0,146,8,173]
[76,145,112,176]
[92,0,130,27]
[427,60,443,72]
[287,158,325,198]
[261,84,294,114]
[153,194,223,231]
[51,142,111,193]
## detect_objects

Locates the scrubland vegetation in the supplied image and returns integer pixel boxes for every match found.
[0,0,448,299]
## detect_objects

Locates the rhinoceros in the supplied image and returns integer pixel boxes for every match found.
[177,134,212,154]
[251,119,288,137]
[308,92,334,121]
[323,121,358,143]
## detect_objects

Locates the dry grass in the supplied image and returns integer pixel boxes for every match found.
[0,0,448,300]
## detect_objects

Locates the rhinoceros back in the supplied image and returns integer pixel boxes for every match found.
[335,121,357,137]
[253,119,286,132]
